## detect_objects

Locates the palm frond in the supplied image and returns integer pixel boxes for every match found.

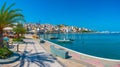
[1,2,6,14]
[7,13,24,21]
[4,3,16,14]
[0,2,24,28]
[4,3,16,17]
[8,9,22,15]
[8,17,24,23]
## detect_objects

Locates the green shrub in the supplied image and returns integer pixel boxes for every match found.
[0,47,13,59]
[13,38,23,42]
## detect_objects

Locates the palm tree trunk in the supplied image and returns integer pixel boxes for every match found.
[17,34,19,38]
[0,28,3,48]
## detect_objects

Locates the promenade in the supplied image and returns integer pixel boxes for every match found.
[1,35,62,67]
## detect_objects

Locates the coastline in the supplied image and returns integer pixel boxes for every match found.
[42,39,120,67]
[40,33,120,60]
[45,40,120,61]
[41,39,93,67]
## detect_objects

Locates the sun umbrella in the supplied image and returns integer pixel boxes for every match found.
[3,27,13,30]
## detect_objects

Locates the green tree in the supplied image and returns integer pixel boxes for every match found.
[0,3,24,48]
[13,23,26,38]
[57,24,66,28]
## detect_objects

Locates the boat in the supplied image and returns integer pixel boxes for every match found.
[50,37,59,39]
[58,29,74,43]
[69,38,74,41]
[58,38,72,43]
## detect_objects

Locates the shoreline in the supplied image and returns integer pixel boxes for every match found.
[45,40,120,62]
[41,39,92,67]
[39,32,120,35]
[42,39,120,67]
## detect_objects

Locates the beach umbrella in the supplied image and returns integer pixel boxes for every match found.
[3,27,13,30]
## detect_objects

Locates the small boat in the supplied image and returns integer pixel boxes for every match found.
[50,37,59,39]
[58,38,72,43]
[69,39,74,41]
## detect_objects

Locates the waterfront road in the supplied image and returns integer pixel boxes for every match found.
[1,36,62,67]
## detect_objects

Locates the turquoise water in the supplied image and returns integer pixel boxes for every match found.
[40,33,120,60]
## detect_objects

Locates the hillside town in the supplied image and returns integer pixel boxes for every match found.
[24,23,93,34]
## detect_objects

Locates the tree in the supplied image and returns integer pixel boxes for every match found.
[13,23,26,38]
[0,3,24,48]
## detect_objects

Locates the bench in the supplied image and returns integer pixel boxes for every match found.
[50,45,69,59]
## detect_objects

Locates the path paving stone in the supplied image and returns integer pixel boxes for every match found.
[1,36,62,67]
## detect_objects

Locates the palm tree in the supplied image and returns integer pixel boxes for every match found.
[0,3,24,48]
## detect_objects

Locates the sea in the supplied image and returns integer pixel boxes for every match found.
[40,33,120,60]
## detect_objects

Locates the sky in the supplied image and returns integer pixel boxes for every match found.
[0,0,120,31]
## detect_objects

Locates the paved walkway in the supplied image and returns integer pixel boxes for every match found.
[1,37,62,67]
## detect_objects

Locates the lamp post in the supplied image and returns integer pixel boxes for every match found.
[13,42,23,52]
[16,43,19,52]
[81,28,84,45]
[44,25,46,39]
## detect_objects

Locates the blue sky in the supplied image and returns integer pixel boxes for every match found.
[0,0,120,31]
